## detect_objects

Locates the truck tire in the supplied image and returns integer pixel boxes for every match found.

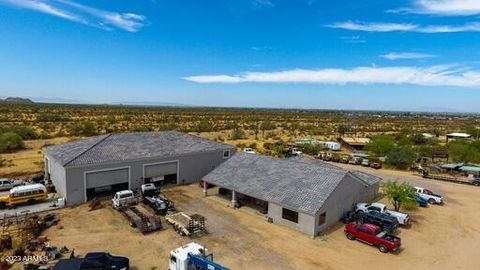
[346,233,355,240]
[378,244,388,253]
[428,198,435,204]
[0,202,6,209]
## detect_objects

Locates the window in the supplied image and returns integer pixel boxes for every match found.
[318,212,326,226]
[223,150,230,158]
[282,208,299,223]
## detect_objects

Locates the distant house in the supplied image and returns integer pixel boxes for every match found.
[338,137,371,151]
[202,153,380,237]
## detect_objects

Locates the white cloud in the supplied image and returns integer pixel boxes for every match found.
[183,65,480,88]
[328,22,418,32]
[381,52,437,60]
[410,0,480,16]
[1,0,147,32]
[327,20,480,33]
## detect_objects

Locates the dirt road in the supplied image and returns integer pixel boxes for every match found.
[39,168,480,270]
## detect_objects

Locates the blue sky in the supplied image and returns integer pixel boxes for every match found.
[1,0,480,112]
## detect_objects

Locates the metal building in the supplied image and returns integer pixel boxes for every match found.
[43,131,234,205]
[202,153,380,237]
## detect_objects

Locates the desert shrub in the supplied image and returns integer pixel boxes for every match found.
[196,120,214,132]
[70,121,98,136]
[36,113,66,122]
[0,132,25,152]
[133,126,153,132]
[298,143,320,155]
[231,128,246,140]
[0,126,38,140]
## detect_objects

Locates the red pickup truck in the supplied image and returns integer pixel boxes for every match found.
[344,223,401,253]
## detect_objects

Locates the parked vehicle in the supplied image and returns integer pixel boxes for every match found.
[323,153,333,161]
[53,252,129,270]
[169,242,229,270]
[112,190,137,209]
[361,159,370,167]
[349,157,362,165]
[291,148,303,156]
[412,194,429,207]
[243,148,255,154]
[355,211,399,233]
[370,162,382,169]
[344,223,401,253]
[141,183,158,197]
[0,178,24,191]
[340,156,349,163]
[415,187,443,204]
[0,184,47,209]
[356,202,410,225]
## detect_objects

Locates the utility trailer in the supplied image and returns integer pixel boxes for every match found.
[123,205,162,233]
[166,212,205,236]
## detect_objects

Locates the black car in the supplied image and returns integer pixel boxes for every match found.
[54,252,129,270]
[356,211,399,233]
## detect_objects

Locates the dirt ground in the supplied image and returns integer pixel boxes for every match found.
[35,168,480,270]
[0,137,73,177]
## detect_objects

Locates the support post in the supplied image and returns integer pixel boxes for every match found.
[231,190,237,208]
[203,181,208,197]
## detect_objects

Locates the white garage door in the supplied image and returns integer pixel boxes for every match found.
[144,162,177,178]
[85,168,129,189]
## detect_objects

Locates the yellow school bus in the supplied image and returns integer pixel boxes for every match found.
[0,184,48,209]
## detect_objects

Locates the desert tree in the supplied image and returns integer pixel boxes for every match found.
[381,180,417,211]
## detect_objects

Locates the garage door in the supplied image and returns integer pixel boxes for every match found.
[85,168,129,189]
[144,162,177,178]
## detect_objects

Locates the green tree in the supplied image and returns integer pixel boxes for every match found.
[337,124,351,136]
[381,180,417,211]
[410,133,427,145]
[387,146,416,169]
[0,132,25,153]
[449,141,480,163]
[366,135,395,156]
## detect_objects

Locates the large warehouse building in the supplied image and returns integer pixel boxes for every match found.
[202,153,380,237]
[44,131,234,205]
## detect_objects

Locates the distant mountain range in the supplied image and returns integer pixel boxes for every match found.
[0,97,35,104]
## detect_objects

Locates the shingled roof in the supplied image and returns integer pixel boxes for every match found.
[203,153,380,215]
[44,131,233,167]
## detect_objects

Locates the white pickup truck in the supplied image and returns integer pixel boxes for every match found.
[415,186,443,204]
[356,202,410,225]
[243,148,256,154]
[112,190,138,209]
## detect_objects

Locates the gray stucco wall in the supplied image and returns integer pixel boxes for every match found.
[314,176,378,236]
[267,202,316,236]
[45,156,67,199]
[62,148,234,205]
